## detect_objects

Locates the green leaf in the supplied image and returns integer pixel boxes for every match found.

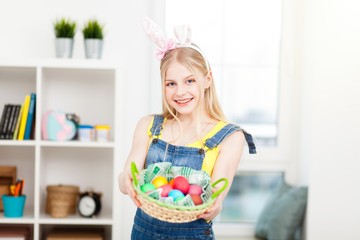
[53,18,77,38]
[82,19,104,39]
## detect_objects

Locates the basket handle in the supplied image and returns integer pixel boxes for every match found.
[211,178,229,199]
[131,162,140,187]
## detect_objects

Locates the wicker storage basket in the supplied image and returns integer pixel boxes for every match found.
[131,162,228,223]
[46,185,79,218]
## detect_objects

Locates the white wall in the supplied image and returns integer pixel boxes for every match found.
[301,0,360,239]
[0,0,156,239]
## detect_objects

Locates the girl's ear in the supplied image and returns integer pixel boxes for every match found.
[204,71,213,89]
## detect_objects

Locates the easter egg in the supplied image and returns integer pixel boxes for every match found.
[159,184,173,197]
[173,176,190,195]
[188,184,203,195]
[152,176,168,188]
[169,178,175,187]
[190,194,203,206]
[168,189,185,202]
[140,183,156,193]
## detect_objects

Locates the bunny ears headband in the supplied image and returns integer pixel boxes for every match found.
[142,16,210,70]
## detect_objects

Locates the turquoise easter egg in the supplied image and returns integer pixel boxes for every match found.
[168,189,185,202]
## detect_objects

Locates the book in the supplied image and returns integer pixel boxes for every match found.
[5,105,17,139]
[0,104,12,139]
[0,105,9,139]
[18,95,31,140]
[30,109,36,140]
[24,93,36,140]
[9,105,21,139]
[12,105,24,140]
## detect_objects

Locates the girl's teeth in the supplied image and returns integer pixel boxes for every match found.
[177,99,191,104]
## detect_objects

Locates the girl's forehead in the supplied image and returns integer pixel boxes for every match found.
[166,62,193,79]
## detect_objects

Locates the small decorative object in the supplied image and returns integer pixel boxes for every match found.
[94,125,110,142]
[78,191,102,218]
[53,18,77,58]
[82,19,104,59]
[2,178,26,218]
[41,110,78,141]
[78,125,95,142]
[45,184,80,218]
[2,194,26,217]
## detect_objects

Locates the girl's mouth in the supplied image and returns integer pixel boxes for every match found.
[175,98,193,104]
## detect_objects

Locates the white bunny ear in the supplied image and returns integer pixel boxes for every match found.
[174,25,192,45]
[142,16,167,49]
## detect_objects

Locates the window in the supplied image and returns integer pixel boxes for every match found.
[165,0,282,147]
[215,171,284,223]
[165,0,286,226]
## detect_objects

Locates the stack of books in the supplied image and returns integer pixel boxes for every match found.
[0,93,36,140]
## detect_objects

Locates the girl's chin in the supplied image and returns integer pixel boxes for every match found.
[171,106,192,115]
[172,106,197,116]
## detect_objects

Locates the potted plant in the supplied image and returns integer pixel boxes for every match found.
[53,18,77,58]
[82,19,104,59]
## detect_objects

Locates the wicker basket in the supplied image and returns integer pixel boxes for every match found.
[131,162,228,223]
[46,185,79,218]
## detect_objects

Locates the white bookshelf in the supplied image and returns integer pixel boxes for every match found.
[0,59,121,240]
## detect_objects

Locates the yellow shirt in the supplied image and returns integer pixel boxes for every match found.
[147,116,227,176]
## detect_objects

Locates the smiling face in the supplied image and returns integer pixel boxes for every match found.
[164,61,210,117]
[160,46,225,121]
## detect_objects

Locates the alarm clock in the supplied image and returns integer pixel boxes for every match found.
[78,191,102,218]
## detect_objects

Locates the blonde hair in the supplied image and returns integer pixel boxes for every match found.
[160,46,226,123]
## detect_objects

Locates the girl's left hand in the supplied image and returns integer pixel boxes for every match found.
[197,197,222,221]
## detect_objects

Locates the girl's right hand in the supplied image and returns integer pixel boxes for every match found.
[118,116,152,208]
[119,170,141,207]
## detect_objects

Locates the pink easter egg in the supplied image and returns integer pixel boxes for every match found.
[159,184,173,197]
[188,184,203,195]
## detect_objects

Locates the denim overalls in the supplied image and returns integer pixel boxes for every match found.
[131,115,256,240]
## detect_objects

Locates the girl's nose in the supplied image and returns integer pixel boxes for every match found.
[176,85,186,96]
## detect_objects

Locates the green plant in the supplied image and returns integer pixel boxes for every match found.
[82,19,104,39]
[53,18,77,38]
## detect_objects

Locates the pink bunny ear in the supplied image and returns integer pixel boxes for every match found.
[142,16,167,49]
[174,25,192,45]
[142,16,176,60]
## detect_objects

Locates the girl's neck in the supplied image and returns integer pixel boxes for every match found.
[167,113,216,145]
[175,112,212,127]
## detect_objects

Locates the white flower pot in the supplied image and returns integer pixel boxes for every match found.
[84,39,103,59]
[55,38,74,58]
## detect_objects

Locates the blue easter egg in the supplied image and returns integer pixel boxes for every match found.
[168,189,185,202]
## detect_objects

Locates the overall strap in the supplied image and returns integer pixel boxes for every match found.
[242,129,257,154]
[204,124,257,154]
[149,115,165,137]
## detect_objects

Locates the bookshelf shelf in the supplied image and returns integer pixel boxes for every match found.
[0,59,120,240]
[0,205,35,224]
[40,141,115,148]
[0,140,36,146]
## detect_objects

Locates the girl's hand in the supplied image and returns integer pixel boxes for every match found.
[120,170,141,207]
[197,197,222,221]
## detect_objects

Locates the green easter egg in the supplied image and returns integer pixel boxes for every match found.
[140,183,156,193]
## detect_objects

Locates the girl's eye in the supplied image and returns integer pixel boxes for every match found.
[186,79,195,84]
[165,82,176,87]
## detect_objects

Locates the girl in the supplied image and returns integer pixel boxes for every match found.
[118,18,256,240]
